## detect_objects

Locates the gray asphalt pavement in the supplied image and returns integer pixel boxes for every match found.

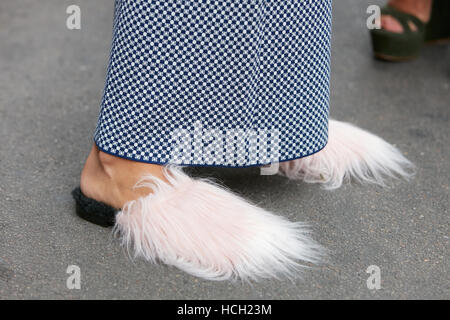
[0,0,448,299]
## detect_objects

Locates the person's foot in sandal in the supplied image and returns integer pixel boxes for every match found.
[371,0,432,61]
[371,0,450,61]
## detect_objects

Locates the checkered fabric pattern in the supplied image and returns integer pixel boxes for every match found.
[94,0,332,167]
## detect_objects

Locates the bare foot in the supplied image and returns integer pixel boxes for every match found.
[80,145,167,209]
[381,0,432,33]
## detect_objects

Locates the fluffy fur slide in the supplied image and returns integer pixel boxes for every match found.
[279,119,414,189]
[114,167,324,281]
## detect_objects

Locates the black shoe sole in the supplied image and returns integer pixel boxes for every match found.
[71,187,119,227]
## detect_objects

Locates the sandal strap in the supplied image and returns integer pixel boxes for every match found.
[381,6,426,34]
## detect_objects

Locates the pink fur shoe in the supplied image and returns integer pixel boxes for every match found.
[73,167,323,281]
[279,119,414,189]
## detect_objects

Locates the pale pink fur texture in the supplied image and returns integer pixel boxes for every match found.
[279,119,414,189]
[114,167,323,281]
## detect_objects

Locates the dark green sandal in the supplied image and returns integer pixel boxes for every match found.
[371,1,450,62]
[371,5,426,61]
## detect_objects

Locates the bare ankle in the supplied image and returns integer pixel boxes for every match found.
[97,150,118,166]
[80,145,167,208]
[97,150,121,179]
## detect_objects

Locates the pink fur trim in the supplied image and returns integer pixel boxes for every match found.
[114,167,323,281]
[279,119,414,189]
